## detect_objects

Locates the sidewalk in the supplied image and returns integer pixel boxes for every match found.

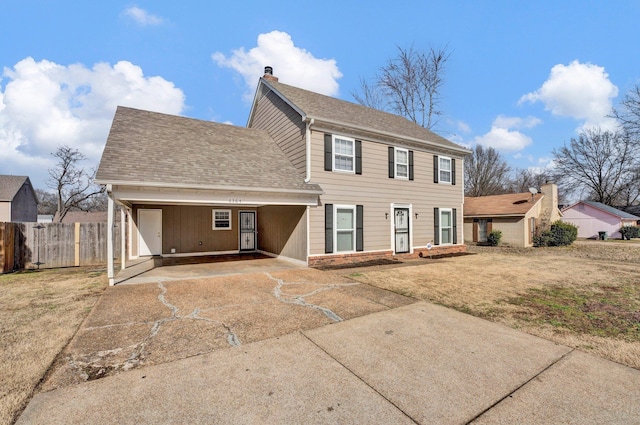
[17,302,640,424]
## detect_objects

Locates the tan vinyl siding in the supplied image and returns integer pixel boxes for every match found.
[132,205,255,256]
[308,131,464,255]
[257,205,307,261]
[250,90,306,174]
[0,202,10,222]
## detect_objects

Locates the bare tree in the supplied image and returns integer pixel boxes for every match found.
[508,169,551,194]
[612,84,640,136]
[35,189,57,215]
[47,145,105,222]
[464,145,511,196]
[551,128,638,206]
[351,45,451,130]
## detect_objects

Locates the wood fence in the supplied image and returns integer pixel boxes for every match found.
[0,221,122,273]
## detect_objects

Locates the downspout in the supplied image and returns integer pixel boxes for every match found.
[304,118,314,183]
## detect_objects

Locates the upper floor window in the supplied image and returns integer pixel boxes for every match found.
[395,148,409,179]
[433,155,455,185]
[333,136,355,173]
[439,156,452,183]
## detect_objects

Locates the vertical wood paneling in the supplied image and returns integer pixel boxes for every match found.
[257,205,307,261]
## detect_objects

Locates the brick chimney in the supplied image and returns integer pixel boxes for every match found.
[263,66,278,82]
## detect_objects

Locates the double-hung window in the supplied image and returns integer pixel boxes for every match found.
[335,206,356,252]
[440,209,453,244]
[439,156,452,183]
[212,209,231,230]
[395,147,409,179]
[333,136,355,173]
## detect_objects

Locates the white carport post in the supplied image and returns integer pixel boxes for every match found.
[120,207,126,270]
[107,184,115,286]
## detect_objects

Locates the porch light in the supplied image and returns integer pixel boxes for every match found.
[415,213,419,219]
[385,213,389,220]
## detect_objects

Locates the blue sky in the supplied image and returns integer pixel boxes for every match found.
[2,1,639,190]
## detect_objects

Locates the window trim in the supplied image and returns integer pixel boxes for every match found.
[332,135,356,174]
[439,156,452,184]
[439,208,453,245]
[212,209,232,230]
[394,147,409,180]
[334,204,356,252]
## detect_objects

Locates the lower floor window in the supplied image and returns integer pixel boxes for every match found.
[335,206,355,252]
[440,209,452,244]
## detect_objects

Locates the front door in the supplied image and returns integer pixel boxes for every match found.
[478,219,488,243]
[239,211,256,251]
[138,209,162,256]
[394,208,410,254]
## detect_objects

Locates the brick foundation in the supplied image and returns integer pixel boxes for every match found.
[308,245,467,267]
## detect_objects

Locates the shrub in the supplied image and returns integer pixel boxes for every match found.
[620,226,640,240]
[534,220,577,247]
[487,230,502,246]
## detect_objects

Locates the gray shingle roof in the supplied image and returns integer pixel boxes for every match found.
[0,175,30,201]
[96,107,322,194]
[264,79,468,153]
[582,201,640,220]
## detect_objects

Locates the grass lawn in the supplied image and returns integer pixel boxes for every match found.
[345,242,640,370]
[0,267,106,425]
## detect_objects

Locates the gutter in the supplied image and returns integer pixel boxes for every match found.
[94,179,324,195]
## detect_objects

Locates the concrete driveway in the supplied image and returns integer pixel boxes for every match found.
[41,263,414,391]
[18,259,640,424]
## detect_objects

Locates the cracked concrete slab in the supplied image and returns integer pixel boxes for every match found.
[18,333,416,425]
[304,301,572,425]
[41,267,415,392]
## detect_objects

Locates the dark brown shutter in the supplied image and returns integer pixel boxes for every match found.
[355,140,362,175]
[325,204,333,253]
[409,150,414,181]
[433,155,439,183]
[451,158,456,185]
[388,147,394,178]
[324,134,332,171]
[487,218,493,234]
[453,208,458,244]
[356,205,364,251]
[473,219,479,242]
[434,207,440,245]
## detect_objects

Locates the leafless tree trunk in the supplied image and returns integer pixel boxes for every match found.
[464,145,511,196]
[508,169,551,194]
[551,128,638,206]
[47,145,105,222]
[351,45,450,130]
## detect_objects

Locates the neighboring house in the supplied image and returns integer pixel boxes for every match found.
[617,205,640,225]
[463,183,562,247]
[0,175,38,222]
[561,201,640,239]
[53,211,108,223]
[96,67,470,285]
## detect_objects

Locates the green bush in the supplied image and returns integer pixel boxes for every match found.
[487,230,502,246]
[534,220,577,247]
[620,226,640,240]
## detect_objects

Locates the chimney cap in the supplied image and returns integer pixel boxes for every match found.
[264,66,273,75]
[262,66,278,82]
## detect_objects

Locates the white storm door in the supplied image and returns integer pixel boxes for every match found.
[138,209,162,256]
[394,208,410,254]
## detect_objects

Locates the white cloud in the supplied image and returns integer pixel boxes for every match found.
[456,120,472,134]
[0,57,185,188]
[474,115,540,152]
[519,60,618,129]
[212,30,342,99]
[123,6,165,26]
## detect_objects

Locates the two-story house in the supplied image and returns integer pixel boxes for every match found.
[96,68,470,285]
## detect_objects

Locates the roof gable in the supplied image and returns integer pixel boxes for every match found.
[564,201,640,220]
[464,192,543,216]
[96,107,321,194]
[0,175,35,202]
[251,78,469,155]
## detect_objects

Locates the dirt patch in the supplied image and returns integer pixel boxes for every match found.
[348,243,640,369]
[314,258,402,270]
[0,267,106,425]
[41,268,414,392]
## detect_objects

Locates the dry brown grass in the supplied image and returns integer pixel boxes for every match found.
[347,242,640,369]
[0,267,106,425]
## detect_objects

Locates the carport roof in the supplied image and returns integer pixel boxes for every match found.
[96,106,322,195]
